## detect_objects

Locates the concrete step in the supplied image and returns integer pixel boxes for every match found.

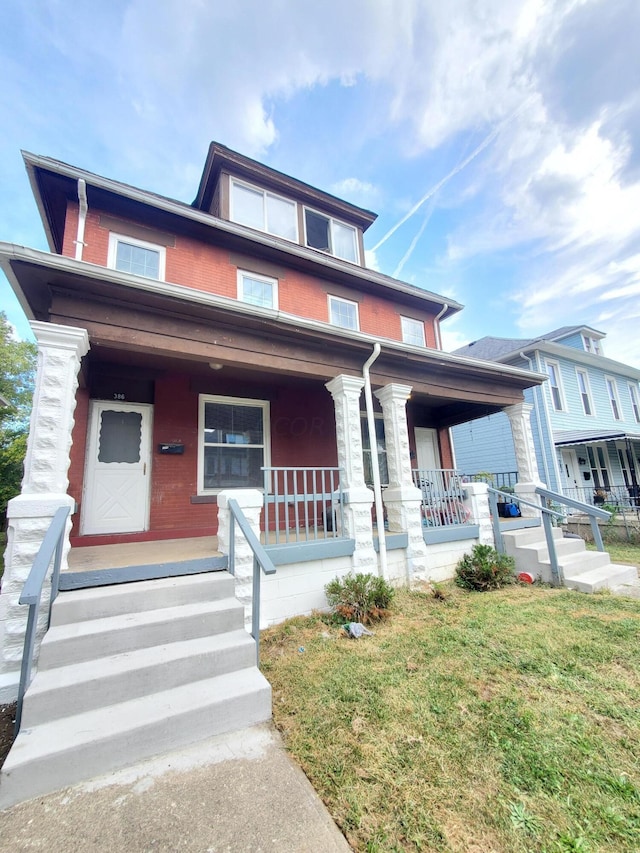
[21,629,257,727]
[502,526,562,547]
[518,537,585,562]
[38,597,245,669]
[553,550,611,572]
[563,563,639,593]
[0,668,272,809]
[51,572,235,626]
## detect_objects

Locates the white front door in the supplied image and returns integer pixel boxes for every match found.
[82,401,153,535]
[560,448,580,495]
[414,427,441,472]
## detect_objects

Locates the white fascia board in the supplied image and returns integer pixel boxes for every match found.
[0,242,545,387]
[498,341,640,382]
[21,152,463,315]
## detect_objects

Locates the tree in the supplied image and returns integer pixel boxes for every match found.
[0,312,37,520]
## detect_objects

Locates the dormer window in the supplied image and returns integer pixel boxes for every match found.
[583,335,602,355]
[230,179,297,242]
[304,208,359,263]
[108,233,165,280]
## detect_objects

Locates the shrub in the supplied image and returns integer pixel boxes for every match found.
[324,572,394,623]
[455,544,515,591]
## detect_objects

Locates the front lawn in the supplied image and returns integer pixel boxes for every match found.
[261,584,640,852]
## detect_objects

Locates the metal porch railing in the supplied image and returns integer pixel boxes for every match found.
[562,484,640,511]
[412,468,473,528]
[227,498,276,665]
[15,505,70,733]
[262,466,346,545]
[488,486,611,587]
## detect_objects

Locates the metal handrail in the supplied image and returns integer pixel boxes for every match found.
[488,486,611,587]
[15,505,70,733]
[228,498,276,665]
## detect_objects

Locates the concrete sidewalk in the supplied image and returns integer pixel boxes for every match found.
[0,723,351,852]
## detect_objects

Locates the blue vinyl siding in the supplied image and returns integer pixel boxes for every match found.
[452,412,517,476]
[554,332,586,351]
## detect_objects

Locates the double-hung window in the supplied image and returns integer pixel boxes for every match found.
[198,396,270,493]
[361,414,389,487]
[576,369,593,416]
[628,383,640,423]
[237,270,278,310]
[328,295,359,331]
[304,208,359,263]
[545,360,565,412]
[230,179,298,242]
[108,233,165,280]
[582,335,601,355]
[605,376,622,420]
[401,316,426,347]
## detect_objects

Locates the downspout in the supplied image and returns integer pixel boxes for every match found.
[520,351,552,487]
[362,343,387,578]
[74,179,88,261]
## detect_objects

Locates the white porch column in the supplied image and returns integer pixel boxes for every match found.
[374,384,427,581]
[325,375,376,572]
[504,402,544,518]
[217,489,263,628]
[463,481,494,545]
[0,322,89,701]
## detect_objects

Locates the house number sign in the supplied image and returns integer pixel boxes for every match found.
[113,393,126,400]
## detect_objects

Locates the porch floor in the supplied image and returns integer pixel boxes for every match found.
[67,536,221,573]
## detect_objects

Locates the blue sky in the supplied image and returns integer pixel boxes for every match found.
[2,0,640,366]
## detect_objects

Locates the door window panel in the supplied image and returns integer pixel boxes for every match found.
[98,410,142,463]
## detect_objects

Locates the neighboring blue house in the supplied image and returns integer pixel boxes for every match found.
[451,326,640,507]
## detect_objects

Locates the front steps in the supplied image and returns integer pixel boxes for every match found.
[502,526,639,593]
[0,572,272,809]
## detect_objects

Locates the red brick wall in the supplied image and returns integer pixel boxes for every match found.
[63,202,439,348]
[68,387,90,538]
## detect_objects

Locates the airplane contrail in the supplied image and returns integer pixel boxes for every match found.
[371,96,535,253]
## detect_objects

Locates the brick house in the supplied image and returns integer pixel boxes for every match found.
[0,143,545,702]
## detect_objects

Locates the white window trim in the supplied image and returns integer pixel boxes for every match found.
[628,383,640,424]
[545,359,566,412]
[303,206,360,264]
[605,375,623,421]
[236,269,279,310]
[582,334,601,355]
[229,178,299,243]
[107,232,166,280]
[328,294,360,331]
[575,368,595,417]
[400,316,426,347]
[197,394,271,495]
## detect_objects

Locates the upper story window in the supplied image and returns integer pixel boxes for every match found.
[605,376,622,420]
[401,316,426,347]
[582,335,602,355]
[328,295,359,331]
[545,360,565,412]
[304,208,359,263]
[629,383,640,423]
[576,369,594,416]
[108,233,165,280]
[230,179,298,242]
[237,270,278,310]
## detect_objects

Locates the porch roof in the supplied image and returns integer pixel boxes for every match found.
[554,429,640,446]
[0,243,546,430]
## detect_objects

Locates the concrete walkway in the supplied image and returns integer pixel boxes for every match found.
[0,723,351,852]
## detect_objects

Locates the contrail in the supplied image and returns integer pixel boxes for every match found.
[392,193,437,278]
[371,96,534,253]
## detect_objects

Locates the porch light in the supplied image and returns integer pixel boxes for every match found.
[209,362,223,370]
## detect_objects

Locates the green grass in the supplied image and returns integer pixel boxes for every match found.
[587,541,640,566]
[262,584,640,852]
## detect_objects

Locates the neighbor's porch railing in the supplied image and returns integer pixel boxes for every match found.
[412,468,473,528]
[262,466,346,544]
[15,505,70,733]
[488,486,610,586]
[464,471,518,490]
[562,484,640,511]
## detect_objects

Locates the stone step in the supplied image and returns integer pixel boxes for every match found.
[38,597,245,669]
[51,572,234,626]
[21,629,256,727]
[0,668,272,810]
[563,563,639,593]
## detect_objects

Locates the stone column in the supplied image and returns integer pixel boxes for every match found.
[374,384,427,581]
[0,322,89,701]
[217,489,264,628]
[325,375,376,573]
[463,481,494,545]
[504,402,543,518]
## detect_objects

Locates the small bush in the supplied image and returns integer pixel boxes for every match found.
[324,572,394,623]
[455,544,515,591]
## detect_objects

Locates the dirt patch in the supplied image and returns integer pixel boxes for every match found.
[0,703,16,768]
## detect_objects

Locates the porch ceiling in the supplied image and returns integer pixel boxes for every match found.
[3,251,545,430]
